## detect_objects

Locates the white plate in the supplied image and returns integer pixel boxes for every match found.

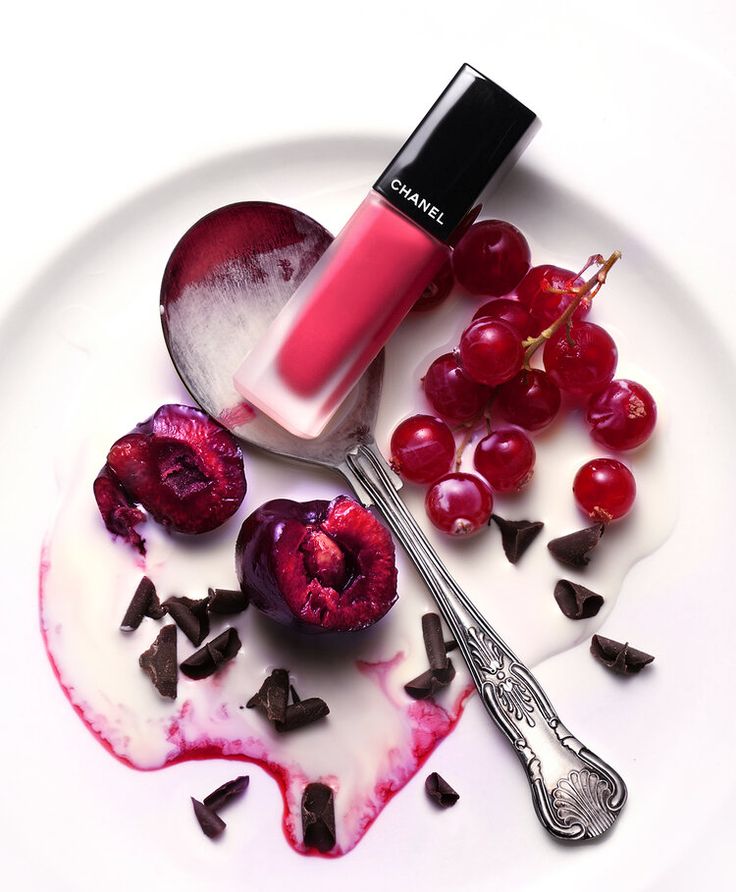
[1,136,735,892]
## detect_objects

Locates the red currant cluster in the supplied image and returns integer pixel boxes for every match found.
[394,220,657,536]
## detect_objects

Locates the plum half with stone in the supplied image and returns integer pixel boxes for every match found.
[236,496,398,633]
[95,404,246,546]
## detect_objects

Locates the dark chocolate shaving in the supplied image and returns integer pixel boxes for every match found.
[203,775,250,811]
[425,772,459,808]
[290,684,301,704]
[444,639,458,654]
[301,783,336,853]
[275,698,329,733]
[491,515,544,564]
[554,580,604,619]
[246,669,289,722]
[207,587,249,615]
[180,628,242,680]
[121,576,166,630]
[139,624,177,699]
[590,635,654,676]
[404,659,456,700]
[191,798,226,838]
[548,524,605,567]
[422,613,449,671]
[163,595,210,646]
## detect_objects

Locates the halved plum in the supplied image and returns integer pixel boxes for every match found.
[236,496,398,633]
[97,404,246,539]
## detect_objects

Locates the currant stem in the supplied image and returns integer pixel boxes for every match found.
[521,250,622,369]
[454,423,477,471]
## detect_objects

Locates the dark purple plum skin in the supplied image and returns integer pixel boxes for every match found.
[236,499,329,627]
[236,496,398,634]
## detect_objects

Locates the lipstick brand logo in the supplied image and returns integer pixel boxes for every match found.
[390,179,445,225]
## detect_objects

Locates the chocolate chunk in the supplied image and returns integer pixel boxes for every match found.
[301,783,336,853]
[275,698,330,733]
[491,515,544,564]
[404,659,456,700]
[163,596,210,646]
[425,772,459,808]
[120,576,166,630]
[548,524,605,567]
[590,635,654,676]
[207,587,249,615]
[247,669,289,722]
[289,684,301,704]
[422,613,449,670]
[139,624,177,699]
[180,628,241,680]
[554,580,605,619]
[444,639,458,654]
[203,775,250,811]
[191,798,226,838]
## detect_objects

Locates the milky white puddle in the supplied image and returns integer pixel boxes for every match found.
[40,269,675,859]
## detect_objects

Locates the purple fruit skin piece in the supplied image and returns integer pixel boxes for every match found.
[235,495,398,633]
[93,465,146,554]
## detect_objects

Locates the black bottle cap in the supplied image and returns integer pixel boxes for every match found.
[373,64,538,243]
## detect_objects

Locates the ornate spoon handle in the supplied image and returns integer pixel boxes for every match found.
[340,440,627,841]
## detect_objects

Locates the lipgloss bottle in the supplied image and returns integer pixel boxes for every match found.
[234,63,538,438]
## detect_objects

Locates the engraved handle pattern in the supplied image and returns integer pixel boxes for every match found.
[340,441,627,841]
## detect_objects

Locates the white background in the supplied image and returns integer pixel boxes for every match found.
[2,1,735,889]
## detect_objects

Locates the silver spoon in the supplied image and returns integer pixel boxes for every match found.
[161,201,626,841]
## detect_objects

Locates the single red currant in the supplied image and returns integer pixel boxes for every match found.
[573,458,636,522]
[452,220,531,296]
[586,379,657,451]
[390,415,455,484]
[495,369,562,431]
[459,319,523,387]
[472,297,534,339]
[543,322,617,396]
[474,427,536,493]
[514,265,590,334]
[425,472,493,536]
[412,258,455,312]
[423,352,492,424]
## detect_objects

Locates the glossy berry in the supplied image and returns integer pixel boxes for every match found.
[474,428,536,493]
[452,220,531,296]
[423,353,492,424]
[459,319,523,387]
[472,297,534,339]
[390,415,455,484]
[586,379,657,451]
[573,458,636,522]
[515,265,589,335]
[413,258,455,312]
[425,473,493,536]
[543,322,617,396]
[495,369,561,431]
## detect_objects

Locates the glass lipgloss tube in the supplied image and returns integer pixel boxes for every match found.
[234,63,538,438]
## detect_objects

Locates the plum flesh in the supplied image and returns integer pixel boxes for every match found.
[236,496,398,633]
[95,404,246,543]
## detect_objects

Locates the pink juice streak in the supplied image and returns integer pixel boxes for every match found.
[276,192,448,399]
[39,542,474,858]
